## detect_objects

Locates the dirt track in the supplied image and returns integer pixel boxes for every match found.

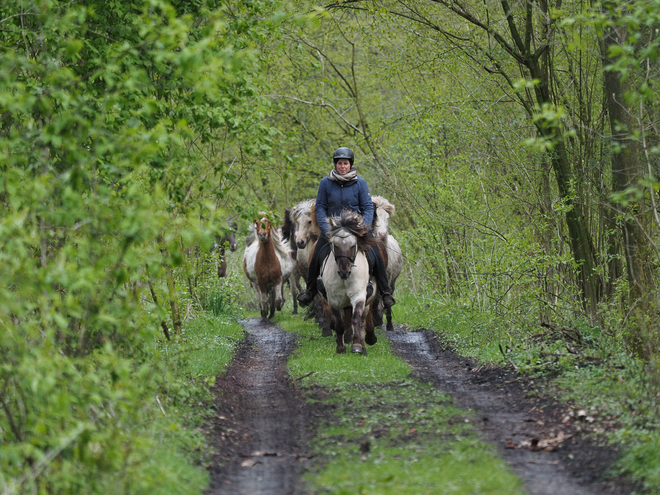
[205,319,638,494]
[206,318,312,495]
[388,328,634,495]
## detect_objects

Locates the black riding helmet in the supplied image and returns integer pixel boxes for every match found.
[333,147,354,166]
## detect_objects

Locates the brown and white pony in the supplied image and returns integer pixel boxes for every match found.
[242,215,295,319]
[320,210,378,355]
[371,196,403,331]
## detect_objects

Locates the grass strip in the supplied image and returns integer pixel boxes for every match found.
[276,314,524,494]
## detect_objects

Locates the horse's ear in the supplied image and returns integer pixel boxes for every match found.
[327,216,337,229]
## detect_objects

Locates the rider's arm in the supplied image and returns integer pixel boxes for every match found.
[358,178,374,229]
[315,179,331,237]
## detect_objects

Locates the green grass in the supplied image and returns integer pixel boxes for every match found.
[387,292,507,363]
[179,312,244,377]
[276,315,411,385]
[307,382,524,495]
[132,309,245,495]
[276,313,523,494]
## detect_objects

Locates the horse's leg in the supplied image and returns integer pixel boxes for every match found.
[275,282,285,312]
[386,280,396,331]
[320,299,333,337]
[373,295,384,328]
[332,308,346,354]
[268,287,276,319]
[217,247,227,278]
[365,303,378,345]
[342,308,353,343]
[291,272,300,315]
[386,306,394,332]
[351,300,367,355]
[257,288,268,319]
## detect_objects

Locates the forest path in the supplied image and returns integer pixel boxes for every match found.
[387,328,631,495]
[206,319,635,494]
[206,317,312,495]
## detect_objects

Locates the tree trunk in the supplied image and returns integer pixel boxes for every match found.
[167,269,182,335]
[601,22,656,354]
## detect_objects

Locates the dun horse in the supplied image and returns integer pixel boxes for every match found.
[320,210,378,355]
[291,199,333,336]
[243,215,295,319]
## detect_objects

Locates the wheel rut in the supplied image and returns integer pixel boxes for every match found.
[387,327,635,495]
[206,317,311,495]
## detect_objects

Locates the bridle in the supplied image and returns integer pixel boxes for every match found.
[331,232,358,267]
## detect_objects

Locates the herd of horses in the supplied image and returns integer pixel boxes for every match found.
[217,197,403,356]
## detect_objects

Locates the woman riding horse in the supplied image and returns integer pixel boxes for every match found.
[297,147,395,309]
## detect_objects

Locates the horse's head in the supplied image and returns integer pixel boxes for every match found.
[328,209,376,280]
[330,230,358,280]
[255,217,272,243]
[292,199,318,249]
[214,220,238,252]
[371,196,395,240]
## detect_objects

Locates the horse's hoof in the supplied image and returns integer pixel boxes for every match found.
[292,310,298,315]
[351,344,366,355]
[321,328,333,337]
[337,346,346,354]
[386,323,394,332]
[365,332,377,345]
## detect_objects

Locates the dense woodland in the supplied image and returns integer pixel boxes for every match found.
[2,0,660,492]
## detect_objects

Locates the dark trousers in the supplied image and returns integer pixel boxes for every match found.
[305,236,392,295]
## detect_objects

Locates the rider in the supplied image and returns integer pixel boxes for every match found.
[297,147,396,309]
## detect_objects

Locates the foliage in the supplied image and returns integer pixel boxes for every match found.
[0,0,279,491]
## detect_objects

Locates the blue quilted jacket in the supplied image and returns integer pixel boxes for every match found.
[315,175,373,236]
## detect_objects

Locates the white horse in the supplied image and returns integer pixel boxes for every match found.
[243,215,295,319]
[371,196,403,331]
[320,210,378,354]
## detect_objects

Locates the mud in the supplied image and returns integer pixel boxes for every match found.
[205,319,640,494]
[206,318,313,495]
[387,327,640,495]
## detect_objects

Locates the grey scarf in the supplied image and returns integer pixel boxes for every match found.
[328,167,357,184]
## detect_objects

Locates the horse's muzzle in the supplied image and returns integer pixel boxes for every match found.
[338,270,351,280]
[297,240,306,249]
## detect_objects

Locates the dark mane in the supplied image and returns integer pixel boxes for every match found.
[328,209,377,252]
[281,208,295,243]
